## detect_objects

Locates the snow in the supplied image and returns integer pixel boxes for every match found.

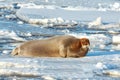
[0,54,120,79]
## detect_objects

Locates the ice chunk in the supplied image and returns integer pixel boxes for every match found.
[5,14,17,20]
[8,31,26,41]
[88,17,102,27]
[112,56,120,61]
[112,2,120,11]
[112,44,120,50]
[17,21,24,24]
[103,70,120,77]
[96,62,107,69]
[2,50,10,54]
[41,75,55,80]
[0,30,25,41]
[112,35,120,44]
[99,44,105,49]
[0,0,5,1]
[96,62,117,70]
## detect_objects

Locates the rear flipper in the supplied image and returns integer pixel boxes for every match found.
[11,47,19,56]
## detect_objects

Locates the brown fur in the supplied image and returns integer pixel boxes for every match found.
[11,35,90,58]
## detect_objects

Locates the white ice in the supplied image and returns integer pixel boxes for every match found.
[16,4,120,26]
[112,35,120,44]
[88,17,102,27]
[0,30,25,41]
[0,54,120,79]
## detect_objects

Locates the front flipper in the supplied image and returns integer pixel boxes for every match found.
[59,45,67,58]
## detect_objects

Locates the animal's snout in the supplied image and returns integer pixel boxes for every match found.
[82,44,90,49]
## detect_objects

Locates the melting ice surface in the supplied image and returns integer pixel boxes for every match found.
[0,0,120,79]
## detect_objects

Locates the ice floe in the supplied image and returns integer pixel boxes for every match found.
[88,17,102,27]
[16,8,78,27]
[5,14,17,20]
[103,70,120,77]
[15,4,120,27]
[0,55,120,79]
[112,35,120,44]
[0,30,25,41]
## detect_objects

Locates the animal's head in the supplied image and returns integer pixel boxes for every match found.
[68,38,90,57]
[79,38,90,49]
[69,38,90,50]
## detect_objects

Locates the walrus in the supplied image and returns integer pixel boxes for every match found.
[11,35,90,58]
